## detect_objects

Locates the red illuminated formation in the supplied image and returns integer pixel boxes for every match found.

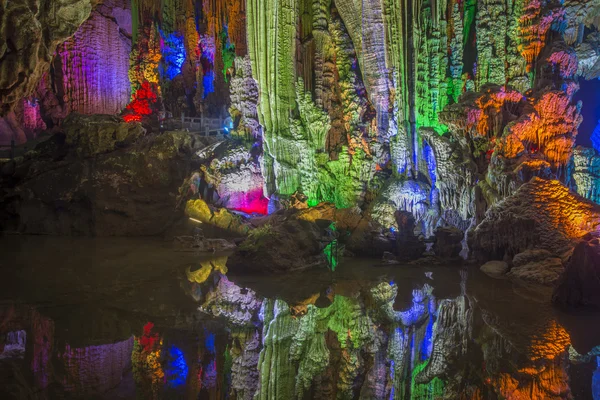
[122,81,159,123]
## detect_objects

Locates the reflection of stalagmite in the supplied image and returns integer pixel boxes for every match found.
[416,271,472,384]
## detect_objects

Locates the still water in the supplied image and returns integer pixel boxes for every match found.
[0,236,599,399]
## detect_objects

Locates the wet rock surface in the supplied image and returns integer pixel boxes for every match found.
[433,226,463,259]
[480,260,509,277]
[470,178,600,261]
[0,115,193,235]
[553,236,600,309]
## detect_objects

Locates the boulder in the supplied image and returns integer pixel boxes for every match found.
[63,113,145,156]
[507,257,564,286]
[512,249,554,267]
[382,251,400,265]
[480,261,509,278]
[226,210,326,274]
[553,238,600,309]
[185,199,250,236]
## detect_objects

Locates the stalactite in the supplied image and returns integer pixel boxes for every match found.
[58,3,131,115]
[247,0,299,195]
[334,0,393,143]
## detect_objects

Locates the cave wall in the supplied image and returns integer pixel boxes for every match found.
[0,0,243,144]
[0,0,97,144]
[2,0,600,242]
[56,0,132,116]
[236,0,600,229]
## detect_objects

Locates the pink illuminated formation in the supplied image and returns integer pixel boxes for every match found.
[227,188,269,215]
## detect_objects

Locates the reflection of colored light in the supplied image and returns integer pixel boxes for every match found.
[421,316,434,360]
[166,346,188,387]
[592,356,600,400]
[140,322,160,351]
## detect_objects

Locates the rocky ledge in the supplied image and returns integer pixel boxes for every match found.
[0,114,193,235]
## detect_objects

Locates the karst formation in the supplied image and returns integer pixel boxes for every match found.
[1,0,600,398]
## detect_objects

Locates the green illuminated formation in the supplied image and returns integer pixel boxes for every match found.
[247,0,298,195]
[411,361,445,400]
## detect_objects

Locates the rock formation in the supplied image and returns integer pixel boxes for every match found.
[0,115,193,235]
[0,0,96,115]
[470,177,600,261]
[553,235,600,309]
[0,0,599,286]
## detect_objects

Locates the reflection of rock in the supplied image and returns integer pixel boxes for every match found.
[415,296,472,384]
[553,237,600,309]
[56,338,134,395]
[201,276,263,327]
[231,330,261,400]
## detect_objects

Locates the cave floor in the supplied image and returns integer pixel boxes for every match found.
[0,236,599,399]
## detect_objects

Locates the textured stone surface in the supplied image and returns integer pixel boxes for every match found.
[507,257,565,286]
[56,0,131,115]
[0,0,96,114]
[433,227,464,259]
[571,146,600,203]
[481,261,509,277]
[0,116,193,235]
[227,209,327,274]
[553,237,600,309]
[471,178,600,260]
[63,113,145,156]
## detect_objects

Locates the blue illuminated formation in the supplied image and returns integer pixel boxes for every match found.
[421,316,434,360]
[159,30,186,80]
[423,142,437,194]
[593,356,600,400]
[165,345,188,387]
[203,70,215,98]
[592,121,600,153]
[205,331,216,354]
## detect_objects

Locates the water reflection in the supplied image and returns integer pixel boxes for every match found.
[0,237,599,399]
